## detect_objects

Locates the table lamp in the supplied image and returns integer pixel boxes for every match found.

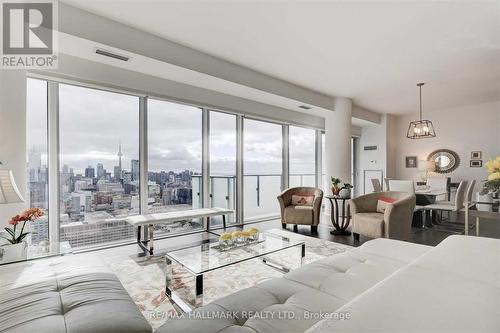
[0,166,25,204]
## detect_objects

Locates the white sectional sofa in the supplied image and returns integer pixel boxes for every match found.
[156,235,500,333]
[0,254,152,333]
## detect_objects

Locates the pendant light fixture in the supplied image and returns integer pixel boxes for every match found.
[406,83,436,139]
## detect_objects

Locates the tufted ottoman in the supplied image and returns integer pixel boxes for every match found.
[156,238,431,333]
[0,254,151,333]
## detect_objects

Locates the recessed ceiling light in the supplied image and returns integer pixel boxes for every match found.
[95,48,130,62]
[298,105,312,110]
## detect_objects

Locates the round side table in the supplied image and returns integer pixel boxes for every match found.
[325,195,352,235]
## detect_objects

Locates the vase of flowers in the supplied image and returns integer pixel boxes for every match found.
[1,208,44,262]
[331,177,343,196]
[339,183,353,198]
[480,157,500,200]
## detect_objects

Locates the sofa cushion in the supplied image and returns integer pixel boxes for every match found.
[306,235,500,333]
[0,254,152,333]
[352,212,385,238]
[284,206,314,224]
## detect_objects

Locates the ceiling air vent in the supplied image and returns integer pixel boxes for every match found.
[95,48,130,62]
[298,105,312,110]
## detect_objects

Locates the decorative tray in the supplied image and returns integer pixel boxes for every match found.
[211,238,265,251]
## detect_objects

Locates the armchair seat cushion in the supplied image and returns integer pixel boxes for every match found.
[284,205,314,225]
[353,212,385,239]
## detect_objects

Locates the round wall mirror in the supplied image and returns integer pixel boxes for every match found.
[427,149,460,174]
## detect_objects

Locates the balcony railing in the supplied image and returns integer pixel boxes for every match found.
[192,173,316,222]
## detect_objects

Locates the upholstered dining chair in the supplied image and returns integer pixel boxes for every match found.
[421,180,468,224]
[387,180,416,193]
[426,177,448,201]
[277,187,323,232]
[350,191,416,241]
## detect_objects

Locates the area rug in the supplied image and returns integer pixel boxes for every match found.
[103,229,353,330]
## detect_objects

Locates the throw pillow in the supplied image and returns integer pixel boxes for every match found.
[291,193,314,206]
[376,196,397,213]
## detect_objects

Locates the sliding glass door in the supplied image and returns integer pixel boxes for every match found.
[209,111,237,225]
[289,126,316,187]
[243,118,283,222]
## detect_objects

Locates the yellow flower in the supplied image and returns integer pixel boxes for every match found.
[485,157,500,173]
[487,172,500,181]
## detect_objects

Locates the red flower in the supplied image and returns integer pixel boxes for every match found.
[8,215,22,225]
[8,208,44,225]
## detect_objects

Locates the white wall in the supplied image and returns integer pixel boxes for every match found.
[0,70,28,225]
[393,101,500,195]
[356,114,397,195]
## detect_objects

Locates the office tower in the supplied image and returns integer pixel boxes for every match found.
[131,159,139,181]
[85,165,95,179]
[96,163,105,179]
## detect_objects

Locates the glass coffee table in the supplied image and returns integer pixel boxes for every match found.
[165,231,305,312]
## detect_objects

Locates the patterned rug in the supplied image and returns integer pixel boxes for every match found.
[102,229,353,330]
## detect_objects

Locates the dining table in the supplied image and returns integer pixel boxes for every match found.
[414,187,448,227]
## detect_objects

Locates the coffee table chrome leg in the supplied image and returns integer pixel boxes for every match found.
[300,243,305,266]
[165,257,173,297]
[165,257,196,313]
[262,257,291,273]
[195,274,204,308]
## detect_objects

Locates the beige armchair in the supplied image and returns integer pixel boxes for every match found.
[350,191,416,241]
[277,187,323,232]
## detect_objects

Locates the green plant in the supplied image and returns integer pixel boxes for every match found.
[330,177,342,186]
[342,183,353,189]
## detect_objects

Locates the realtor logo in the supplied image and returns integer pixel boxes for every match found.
[1,0,58,68]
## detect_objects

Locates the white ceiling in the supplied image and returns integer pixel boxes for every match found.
[62,0,500,115]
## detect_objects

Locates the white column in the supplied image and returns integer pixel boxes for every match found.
[324,97,352,194]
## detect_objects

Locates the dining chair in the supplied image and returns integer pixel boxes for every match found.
[387,180,415,194]
[422,180,468,225]
[426,177,448,201]
[464,180,476,207]
[371,179,382,192]
[384,178,391,191]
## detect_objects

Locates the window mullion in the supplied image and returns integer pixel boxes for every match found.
[47,81,59,243]
[282,125,289,191]
[139,97,148,214]
[202,109,210,210]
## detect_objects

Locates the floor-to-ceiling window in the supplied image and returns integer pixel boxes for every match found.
[147,98,203,234]
[26,78,49,244]
[209,111,237,225]
[59,84,140,248]
[243,118,283,222]
[26,78,325,248]
[289,126,316,187]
